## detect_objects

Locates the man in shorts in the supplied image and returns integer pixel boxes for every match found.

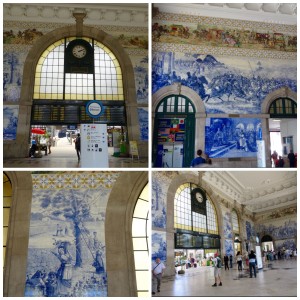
[211,253,222,286]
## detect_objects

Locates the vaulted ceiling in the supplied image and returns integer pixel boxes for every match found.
[201,171,297,213]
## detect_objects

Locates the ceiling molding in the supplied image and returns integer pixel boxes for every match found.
[154,3,297,25]
[3,3,148,27]
[202,171,297,213]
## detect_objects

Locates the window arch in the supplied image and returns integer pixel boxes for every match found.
[174,183,218,235]
[34,37,124,101]
[132,183,149,297]
[156,95,195,114]
[3,173,12,266]
[269,97,297,118]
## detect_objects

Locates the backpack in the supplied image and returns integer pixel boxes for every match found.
[217,257,222,268]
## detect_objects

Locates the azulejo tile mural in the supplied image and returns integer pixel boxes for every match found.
[138,108,148,141]
[205,118,261,158]
[223,212,233,239]
[152,231,167,262]
[25,172,120,297]
[152,173,169,229]
[3,105,18,140]
[225,239,234,256]
[152,52,296,114]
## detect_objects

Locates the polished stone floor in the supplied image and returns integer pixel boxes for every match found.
[154,259,297,297]
[3,138,148,169]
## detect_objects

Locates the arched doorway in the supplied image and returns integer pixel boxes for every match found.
[153,95,196,167]
[261,87,297,167]
[261,235,274,252]
[4,22,141,160]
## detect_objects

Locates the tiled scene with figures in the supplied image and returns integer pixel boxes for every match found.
[152,3,296,168]
[4,171,149,297]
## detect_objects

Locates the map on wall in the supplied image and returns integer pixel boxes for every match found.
[205,118,261,158]
[152,52,296,114]
[3,105,18,140]
[24,172,121,297]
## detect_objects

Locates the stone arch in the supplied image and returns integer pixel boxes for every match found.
[3,171,33,296]
[5,24,141,158]
[163,172,223,276]
[261,87,297,114]
[3,171,148,297]
[152,85,207,162]
[152,84,206,115]
[260,87,297,167]
[105,171,148,297]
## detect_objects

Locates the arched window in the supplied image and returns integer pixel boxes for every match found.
[32,37,125,125]
[132,183,149,296]
[156,95,195,114]
[3,173,12,266]
[174,183,218,234]
[269,97,297,118]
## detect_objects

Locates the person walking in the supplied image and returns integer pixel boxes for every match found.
[75,133,81,161]
[224,254,229,270]
[236,251,243,271]
[248,250,257,278]
[211,253,222,286]
[152,257,165,295]
[229,255,233,268]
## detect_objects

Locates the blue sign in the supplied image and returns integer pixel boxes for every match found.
[86,100,105,118]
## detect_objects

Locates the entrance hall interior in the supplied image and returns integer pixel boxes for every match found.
[152,170,297,297]
[152,3,297,168]
[3,3,148,168]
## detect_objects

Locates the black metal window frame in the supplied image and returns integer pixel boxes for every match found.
[156,94,196,115]
[269,97,297,118]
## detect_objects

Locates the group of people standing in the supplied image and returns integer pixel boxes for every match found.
[271,150,297,168]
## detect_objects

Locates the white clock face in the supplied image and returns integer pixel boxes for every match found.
[195,192,203,203]
[72,45,87,58]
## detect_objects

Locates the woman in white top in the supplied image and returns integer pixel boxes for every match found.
[236,251,243,271]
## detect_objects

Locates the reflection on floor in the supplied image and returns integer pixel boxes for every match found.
[4,138,147,169]
[154,259,296,297]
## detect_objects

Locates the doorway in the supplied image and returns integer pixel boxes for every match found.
[153,95,195,167]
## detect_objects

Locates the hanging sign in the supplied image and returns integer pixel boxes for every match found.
[86,100,105,118]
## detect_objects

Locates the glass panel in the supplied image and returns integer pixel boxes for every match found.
[3,227,8,246]
[134,251,148,269]
[132,219,147,237]
[3,247,6,266]
[139,185,148,200]
[135,271,149,289]
[3,208,10,226]
[133,201,148,219]
[132,238,148,251]
[3,197,11,207]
